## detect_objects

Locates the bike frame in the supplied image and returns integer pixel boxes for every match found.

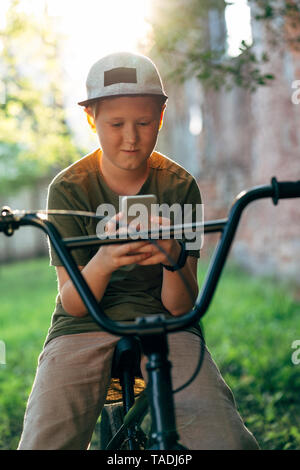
[1,177,299,449]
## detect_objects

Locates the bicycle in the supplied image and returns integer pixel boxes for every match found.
[0,176,299,450]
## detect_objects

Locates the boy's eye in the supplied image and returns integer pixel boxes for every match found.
[111,121,150,127]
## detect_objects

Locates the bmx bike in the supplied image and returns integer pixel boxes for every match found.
[0,177,299,450]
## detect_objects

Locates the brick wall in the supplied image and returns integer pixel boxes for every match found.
[157,12,300,284]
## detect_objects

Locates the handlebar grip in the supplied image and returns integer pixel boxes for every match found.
[271,177,300,204]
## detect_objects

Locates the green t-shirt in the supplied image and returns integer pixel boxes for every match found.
[45,149,202,346]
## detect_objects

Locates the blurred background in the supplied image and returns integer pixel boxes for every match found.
[0,0,299,450]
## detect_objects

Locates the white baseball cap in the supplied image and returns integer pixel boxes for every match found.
[78,51,168,107]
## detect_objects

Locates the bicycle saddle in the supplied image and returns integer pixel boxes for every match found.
[106,336,145,404]
[111,336,142,379]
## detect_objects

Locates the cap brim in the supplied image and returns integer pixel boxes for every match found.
[78,93,168,107]
[77,97,101,107]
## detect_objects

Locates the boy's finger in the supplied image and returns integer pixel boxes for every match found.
[116,240,150,256]
[105,212,124,232]
[118,252,152,265]
[150,215,171,227]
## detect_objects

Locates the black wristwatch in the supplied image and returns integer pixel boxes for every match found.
[162,241,187,272]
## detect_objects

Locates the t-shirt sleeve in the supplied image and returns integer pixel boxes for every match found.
[182,177,203,259]
[46,180,92,267]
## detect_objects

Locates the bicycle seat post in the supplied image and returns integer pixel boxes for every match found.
[141,332,186,450]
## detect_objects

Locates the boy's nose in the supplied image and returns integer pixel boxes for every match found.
[123,124,138,144]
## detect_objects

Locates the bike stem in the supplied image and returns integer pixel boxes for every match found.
[140,333,186,450]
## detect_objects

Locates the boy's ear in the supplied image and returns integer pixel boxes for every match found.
[159,104,166,131]
[84,107,97,133]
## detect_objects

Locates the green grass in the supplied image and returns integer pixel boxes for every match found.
[199,262,300,450]
[0,256,299,449]
[0,257,57,450]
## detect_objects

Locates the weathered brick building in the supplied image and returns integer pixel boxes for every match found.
[157,6,300,284]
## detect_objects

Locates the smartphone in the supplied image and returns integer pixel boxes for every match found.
[120,194,157,228]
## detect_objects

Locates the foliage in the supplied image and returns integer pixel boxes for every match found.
[148,0,300,91]
[0,0,80,194]
[0,257,299,449]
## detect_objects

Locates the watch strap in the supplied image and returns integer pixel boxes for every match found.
[162,241,187,272]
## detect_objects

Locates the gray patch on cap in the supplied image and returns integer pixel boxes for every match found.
[104,67,137,87]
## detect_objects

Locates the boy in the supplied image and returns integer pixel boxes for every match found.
[18,52,258,450]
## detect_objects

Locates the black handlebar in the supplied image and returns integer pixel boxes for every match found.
[0,177,299,337]
[271,178,300,205]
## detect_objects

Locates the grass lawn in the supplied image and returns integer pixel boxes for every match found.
[0,256,299,450]
[198,262,300,450]
[0,257,57,450]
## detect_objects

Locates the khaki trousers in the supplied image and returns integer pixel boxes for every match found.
[18,331,259,450]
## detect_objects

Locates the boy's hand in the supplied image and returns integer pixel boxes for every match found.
[96,212,152,274]
[135,215,182,267]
